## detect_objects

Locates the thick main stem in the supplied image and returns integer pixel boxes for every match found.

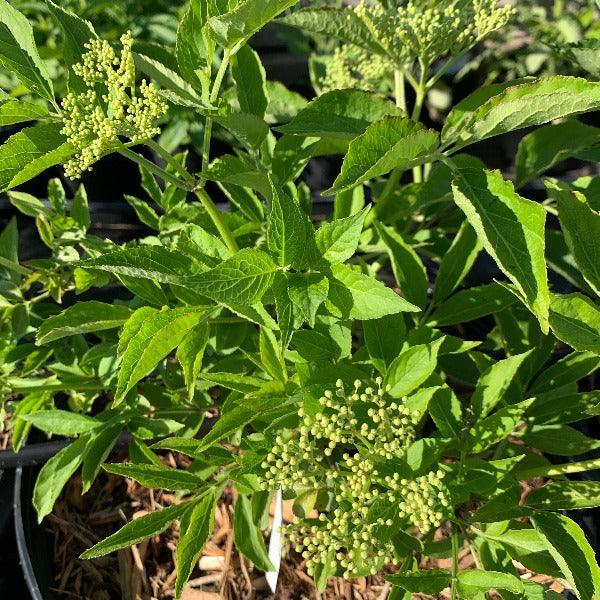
[411,62,428,184]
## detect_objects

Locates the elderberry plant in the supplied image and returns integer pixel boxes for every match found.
[0,0,600,598]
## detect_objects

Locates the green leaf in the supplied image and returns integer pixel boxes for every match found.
[208,0,300,51]
[45,0,96,90]
[152,395,281,456]
[279,7,385,53]
[527,391,600,425]
[259,326,285,380]
[23,409,98,436]
[556,188,600,295]
[214,112,269,148]
[467,399,532,453]
[363,314,406,374]
[189,249,278,304]
[233,495,274,572]
[176,493,216,597]
[377,224,428,309]
[231,45,268,118]
[287,272,328,328]
[457,570,524,596]
[36,301,133,345]
[533,512,600,600]
[0,0,54,101]
[471,352,530,418]
[292,329,340,362]
[530,350,600,395]
[103,463,204,491]
[327,263,419,320]
[116,307,211,402]
[549,293,600,353]
[325,116,439,195]
[176,322,210,401]
[316,206,369,263]
[0,216,19,283]
[81,246,196,285]
[527,482,600,511]
[33,435,89,522]
[81,421,123,493]
[515,120,600,188]
[277,89,400,140]
[71,185,90,230]
[385,570,451,594]
[450,164,549,332]
[559,39,600,78]
[429,283,517,327]
[433,221,481,303]
[385,340,443,399]
[522,424,600,456]
[124,195,160,229]
[267,182,312,268]
[80,502,191,559]
[443,76,600,150]
[176,0,211,97]
[0,123,73,192]
[428,386,462,438]
[0,99,48,126]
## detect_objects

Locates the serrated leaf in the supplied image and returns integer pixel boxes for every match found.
[0,123,73,192]
[377,224,428,309]
[277,89,400,139]
[527,482,600,511]
[471,352,530,418]
[0,99,48,126]
[467,399,532,453]
[429,283,518,327]
[516,120,600,188]
[267,181,311,268]
[176,322,209,401]
[326,116,439,195]
[176,493,216,597]
[457,570,524,596]
[316,206,369,263]
[451,163,549,332]
[287,272,328,328]
[80,502,191,559]
[82,246,196,285]
[443,76,600,149]
[0,0,54,101]
[103,463,204,491]
[280,7,385,53]
[176,0,211,97]
[23,410,98,436]
[385,339,443,399]
[327,263,419,320]
[555,187,600,295]
[385,570,451,594]
[81,421,123,493]
[33,435,89,522]
[124,195,160,229]
[549,293,600,354]
[209,0,300,50]
[116,307,211,402]
[234,495,274,572]
[433,221,481,303]
[231,44,268,118]
[152,395,281,456]
[533,512,600,600]
[36,301,133,345]
[188,248,278,304]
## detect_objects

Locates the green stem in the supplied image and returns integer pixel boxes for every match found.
[201,50,232,177]
[145,139,195,185]
[394,69,407,113]
[195,188,239,253]
[411,61,428,184]
[516,457,600,480]
[451,524,460,600]
[118,148,190,190]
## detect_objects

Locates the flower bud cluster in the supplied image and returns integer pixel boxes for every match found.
[261,378,452,580]
[386,469,452,532]
[61,32,167,178]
